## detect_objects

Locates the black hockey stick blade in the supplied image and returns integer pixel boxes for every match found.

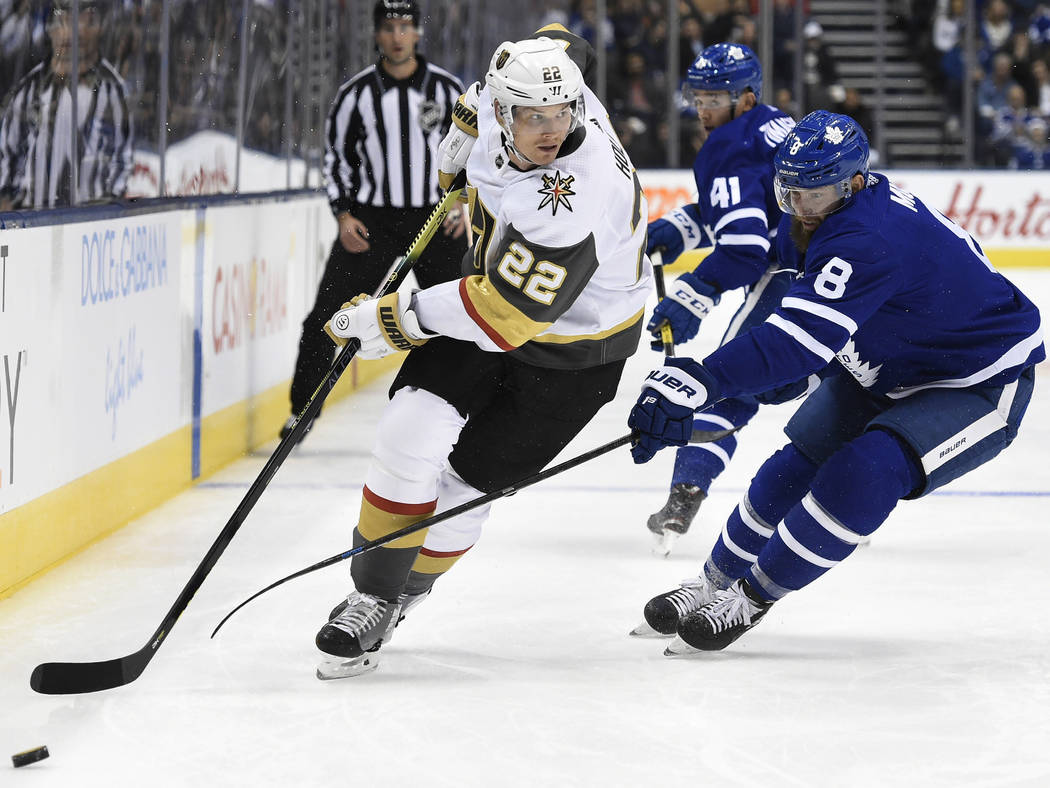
[31,649,150,695]
[29,173,469,696]
[211,431,637,638]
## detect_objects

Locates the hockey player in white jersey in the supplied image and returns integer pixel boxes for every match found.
[313,37,651,678]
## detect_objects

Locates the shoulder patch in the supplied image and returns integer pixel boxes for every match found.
[537,171,576,216]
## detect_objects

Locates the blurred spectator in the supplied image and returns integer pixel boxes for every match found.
[1031,3,1050,56]
[801,20,843,113]
[695,0,736,46]
[989,83,1039,166]
[615,114,664,167]
[609,50,665,124]
[774,85,800,118]
[680,15,705,74]
[930,0,966,110]
[834,86,880,162]
[979,51,1021,120]
[1031,56,1050,114]
[569,0,615,51]
[0,0,132,210]
[772,0,800,92]
[981,0,1015,56]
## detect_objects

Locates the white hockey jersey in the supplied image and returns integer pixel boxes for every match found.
[414,85,652,368]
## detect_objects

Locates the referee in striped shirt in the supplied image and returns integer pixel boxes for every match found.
[0,0,132,210]
[283,0,467,441]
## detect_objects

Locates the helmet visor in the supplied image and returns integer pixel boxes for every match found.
[684,87,734,111]
[509,100,584,136]
[774,178,852,217]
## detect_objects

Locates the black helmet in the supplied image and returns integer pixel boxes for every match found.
[373,0,419,30]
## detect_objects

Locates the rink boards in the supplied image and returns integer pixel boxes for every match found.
[645,169,1050,270]
[1,170,1047,599]
[0,194,400,597]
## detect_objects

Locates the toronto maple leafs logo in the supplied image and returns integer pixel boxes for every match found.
[836,339,882,388]
[824,125,845,145]
[537,171,576,216]
[727,45,745,61]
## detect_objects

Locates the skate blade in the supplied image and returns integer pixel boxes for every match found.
[629,621,673,638]
[650,529,680,558]
[663,636,702,657]
[316,651,380,680]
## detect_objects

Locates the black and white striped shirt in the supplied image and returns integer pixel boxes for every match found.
[0,59,133,209]
[325,55,463,214]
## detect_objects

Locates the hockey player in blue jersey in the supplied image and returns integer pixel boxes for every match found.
[628,110,1044,653]
[642,43,796,556]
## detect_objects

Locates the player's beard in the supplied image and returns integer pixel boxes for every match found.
[790,216,819,252]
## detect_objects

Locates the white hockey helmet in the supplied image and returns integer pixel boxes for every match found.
[485,37,585,157]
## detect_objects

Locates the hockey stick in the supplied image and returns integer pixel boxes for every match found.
[210,416,739,638]
[650,248,675,356]
[29,172,470,696]
[210,431,637,637]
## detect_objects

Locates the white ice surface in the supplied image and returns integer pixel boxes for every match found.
[2,271,1049,788]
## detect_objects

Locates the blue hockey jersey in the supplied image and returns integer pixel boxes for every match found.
[680,104,795,292]
[702,173,1045,399]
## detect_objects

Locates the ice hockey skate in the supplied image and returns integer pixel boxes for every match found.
[327,587,430,644]
[664,579,772,655]
[315,591,403,680]
[279,414,315,445]
[629,575,717,637]
[646,483,706,557]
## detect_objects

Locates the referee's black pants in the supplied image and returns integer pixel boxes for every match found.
[289,204,466,417]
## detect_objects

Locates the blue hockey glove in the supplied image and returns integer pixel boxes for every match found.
[645,205,703,263]
[628,358,720,463]
[646,272,719,349]
[754,374,821,405]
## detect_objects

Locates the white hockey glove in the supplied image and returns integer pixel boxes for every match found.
[437,81,480,193]
[324,292,435,359]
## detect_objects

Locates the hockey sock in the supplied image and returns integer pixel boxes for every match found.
[405,466,488,586]
[350,486,437,601]
[708,443,819,581]
[746,429,924,601]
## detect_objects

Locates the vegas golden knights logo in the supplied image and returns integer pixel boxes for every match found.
[495,50,510,69]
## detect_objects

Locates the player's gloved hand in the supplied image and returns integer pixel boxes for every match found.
[324,292,435,359]
[645,206,703,263]
[627,358,720,463]
[754,374,821,405]
[437,81,480,193]
[646,272,719,349]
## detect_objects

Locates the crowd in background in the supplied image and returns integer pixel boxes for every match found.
[904,0,1050,168]
[2,0,1049,210]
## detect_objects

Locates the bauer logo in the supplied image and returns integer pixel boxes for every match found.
[939,437,967,460]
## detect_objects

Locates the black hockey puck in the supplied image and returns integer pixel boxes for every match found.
[11,745,49,768]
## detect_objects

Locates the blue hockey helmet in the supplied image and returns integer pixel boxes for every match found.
[686,43,762,103]
[774,110,870,217]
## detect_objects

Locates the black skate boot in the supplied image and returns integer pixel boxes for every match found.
[327,588,430,643]
[279,413,315,445]
[666,579,773,654]
[629,575,717,638]
[315,591,403,679]
[646,483,706,557]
